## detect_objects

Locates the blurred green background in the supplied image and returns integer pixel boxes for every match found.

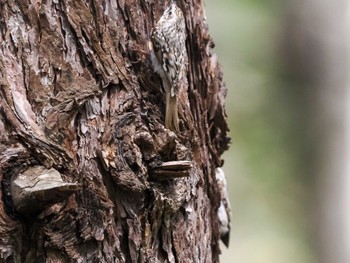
[206,1,316,262]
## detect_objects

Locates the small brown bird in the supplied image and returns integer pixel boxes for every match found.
[150,1,187,132]
[216,167,231,247]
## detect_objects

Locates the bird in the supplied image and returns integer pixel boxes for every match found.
[150,1,187,132]
[216,167,231,247]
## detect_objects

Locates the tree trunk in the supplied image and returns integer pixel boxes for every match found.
[0,0,229,262]
[283,1,350,262]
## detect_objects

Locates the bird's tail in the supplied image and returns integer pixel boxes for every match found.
[165,92,179,132]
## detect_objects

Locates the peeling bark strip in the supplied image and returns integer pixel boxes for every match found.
[0,0,229,263]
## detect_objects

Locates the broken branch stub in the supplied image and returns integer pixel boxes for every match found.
[10,166,80,215]
[150,160,192,180]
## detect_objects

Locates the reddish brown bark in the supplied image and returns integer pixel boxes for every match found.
[0,0,229,262]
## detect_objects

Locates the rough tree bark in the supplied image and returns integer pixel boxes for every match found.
[0,0,229,262]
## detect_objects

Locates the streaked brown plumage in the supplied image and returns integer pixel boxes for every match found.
[150,1,187,132]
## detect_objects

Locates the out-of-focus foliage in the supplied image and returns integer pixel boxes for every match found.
[205,0,316,262]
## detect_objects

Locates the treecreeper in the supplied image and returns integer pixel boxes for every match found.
[150,1,187,132]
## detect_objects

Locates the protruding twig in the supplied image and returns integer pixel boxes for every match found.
[150,161,192,180]
[10,166,80,215]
